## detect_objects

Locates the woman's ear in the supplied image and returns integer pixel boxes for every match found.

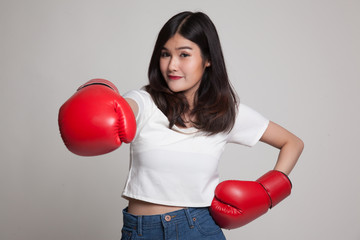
[205,60,211,67]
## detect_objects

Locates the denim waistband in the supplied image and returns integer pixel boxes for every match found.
[122,207,210,236]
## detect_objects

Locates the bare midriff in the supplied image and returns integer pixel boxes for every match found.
[127,198,186,216]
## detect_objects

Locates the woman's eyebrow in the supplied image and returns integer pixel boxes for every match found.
[176,46,192,50]
[161,46,193,50]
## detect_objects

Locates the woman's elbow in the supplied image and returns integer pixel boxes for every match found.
[294,136,304,154]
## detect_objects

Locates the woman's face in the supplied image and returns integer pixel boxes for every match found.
[160,33,210,103]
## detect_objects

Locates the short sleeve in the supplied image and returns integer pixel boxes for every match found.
[123,89,154,126]
[227,104,269,147]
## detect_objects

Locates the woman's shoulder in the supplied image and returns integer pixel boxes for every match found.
[227,102,269,146]
[123,88,157,117]
[123,88,154,106]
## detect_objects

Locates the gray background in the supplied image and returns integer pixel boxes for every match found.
[1,0,359,239]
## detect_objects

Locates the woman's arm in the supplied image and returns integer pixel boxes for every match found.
[260,121,304,175]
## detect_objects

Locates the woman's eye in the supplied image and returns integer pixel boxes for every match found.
[180,53,190,57]
[161,52,170,57]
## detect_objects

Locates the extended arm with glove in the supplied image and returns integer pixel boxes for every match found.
[58,79,136,156]
[210,170,292,229]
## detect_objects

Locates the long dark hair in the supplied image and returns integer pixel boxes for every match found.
[146,11,238,135]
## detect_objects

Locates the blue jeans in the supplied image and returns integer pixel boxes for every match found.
[121,207,226,240]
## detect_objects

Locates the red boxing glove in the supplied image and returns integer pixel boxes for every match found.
[58,79,136,156]
[210,170,292,229]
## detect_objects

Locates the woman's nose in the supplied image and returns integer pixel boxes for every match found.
[168,57,178,72]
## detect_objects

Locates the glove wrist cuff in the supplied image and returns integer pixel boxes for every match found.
[256,170,292,208]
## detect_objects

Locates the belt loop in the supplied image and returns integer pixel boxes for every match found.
[137,216,143,236]
[184,208,194,229]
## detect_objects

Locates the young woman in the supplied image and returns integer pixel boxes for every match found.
[120,11,303,239]
[59,11,303,240]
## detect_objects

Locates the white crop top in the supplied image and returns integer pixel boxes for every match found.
[122,89,269,207]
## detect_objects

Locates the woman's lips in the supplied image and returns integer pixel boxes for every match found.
[168,75,183,80]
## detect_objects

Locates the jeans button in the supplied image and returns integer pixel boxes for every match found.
[164,215,171,222]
